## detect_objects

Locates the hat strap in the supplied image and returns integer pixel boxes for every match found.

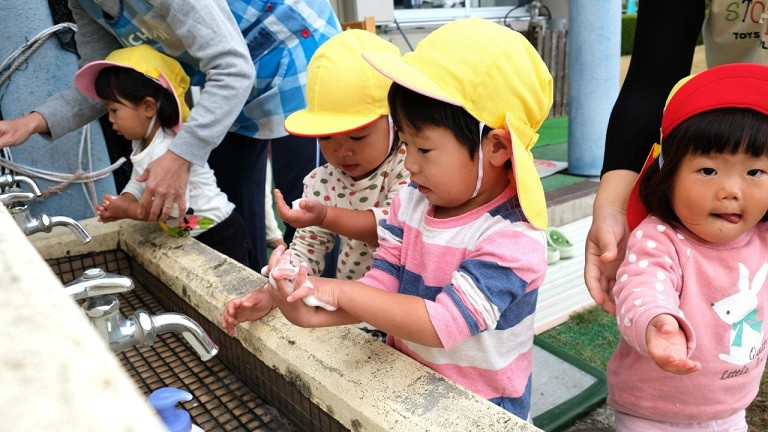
[471,122,485,199]
[387,115,395,155]
[658,150,665,169]
[144,101,160,139]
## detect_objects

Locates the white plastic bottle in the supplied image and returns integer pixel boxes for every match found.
[147,387,204,432]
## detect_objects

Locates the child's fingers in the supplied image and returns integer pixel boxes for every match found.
[286,264,337,311]
[271,266,296,280]
[273,189,291,217]
[287,264,310,296]
[266,244,286,275]
[223,301,237,319]
[220,311,235,334]
[665,358,701,375]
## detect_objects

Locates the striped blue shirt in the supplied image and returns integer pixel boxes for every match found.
[76,0,340,139]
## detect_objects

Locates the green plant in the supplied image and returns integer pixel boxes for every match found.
[620,14,637,56]
[538,307,618,370]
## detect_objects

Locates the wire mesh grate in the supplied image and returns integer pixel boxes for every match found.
[48,251,296,432]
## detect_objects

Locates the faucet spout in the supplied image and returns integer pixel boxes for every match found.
[48,215,92,244]
[9,205,92,244]
[72,269,218,361]
[149,312,219,361]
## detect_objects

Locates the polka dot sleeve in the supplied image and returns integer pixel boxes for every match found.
[612,216,696,356]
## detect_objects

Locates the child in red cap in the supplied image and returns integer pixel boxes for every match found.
[610,63,768,430]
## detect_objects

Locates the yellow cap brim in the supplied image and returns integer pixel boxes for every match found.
[362,51,461,106]
[285,111,381,137]
[363,51,549,230]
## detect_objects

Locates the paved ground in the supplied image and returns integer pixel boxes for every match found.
[562,404,615,431]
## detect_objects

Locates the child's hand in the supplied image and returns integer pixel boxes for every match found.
[273,189,327,229]
[264,244,288,278]
[96,194,120,222]
[283,263,338,310]
[265,249,337,311]
[646,314,701,375]
[220,283,275,335]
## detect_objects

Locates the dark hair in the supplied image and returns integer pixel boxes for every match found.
[94,66,180,130]
[639,108,768,227]
[388,82,490,160]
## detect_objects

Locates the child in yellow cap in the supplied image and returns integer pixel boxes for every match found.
[76,45,251,266]
[258,18,552,422]
[221,30,409,339]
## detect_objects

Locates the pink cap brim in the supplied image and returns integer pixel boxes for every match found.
[74,61,183,133]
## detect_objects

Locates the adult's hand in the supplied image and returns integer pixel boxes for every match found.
[584,170,638,316]
[0,112,49,149]
[136,150,190,222]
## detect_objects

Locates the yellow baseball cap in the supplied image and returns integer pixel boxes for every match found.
[362,18,553,229]
[74,44,190,133]
[284,29,401,137]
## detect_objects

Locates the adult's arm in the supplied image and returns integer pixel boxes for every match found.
[135,0,254,221]
[603,0,704,174]
[585,0,705,314]
[146,0,254,167]
[27,0,122,140]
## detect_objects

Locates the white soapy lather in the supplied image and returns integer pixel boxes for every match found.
[260,264,337,311]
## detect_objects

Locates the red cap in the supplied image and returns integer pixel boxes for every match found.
[626,63,768,231]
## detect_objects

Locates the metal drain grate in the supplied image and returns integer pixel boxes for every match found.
[48,252,296,432]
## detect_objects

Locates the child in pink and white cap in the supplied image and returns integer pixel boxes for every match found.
[76,45,250,267]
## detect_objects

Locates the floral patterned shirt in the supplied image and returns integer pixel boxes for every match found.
[122,128,234,237]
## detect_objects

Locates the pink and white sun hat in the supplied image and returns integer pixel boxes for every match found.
[74,44,190,133]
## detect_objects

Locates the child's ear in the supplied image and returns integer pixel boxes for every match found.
[486,129,513,167]
[141,97,158,118]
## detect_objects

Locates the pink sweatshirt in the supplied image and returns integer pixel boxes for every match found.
[608,216,768,423]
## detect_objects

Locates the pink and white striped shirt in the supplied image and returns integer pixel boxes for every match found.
[359,183,547,419]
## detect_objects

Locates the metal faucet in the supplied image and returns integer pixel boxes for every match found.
[65,268,219,361]
[0,173,92,244]
[10,205,93,243]
[0,173,41,196]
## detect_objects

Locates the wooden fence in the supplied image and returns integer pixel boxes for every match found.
[529,27,569,118]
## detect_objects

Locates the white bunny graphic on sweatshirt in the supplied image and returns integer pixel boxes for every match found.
[712,262,767,366]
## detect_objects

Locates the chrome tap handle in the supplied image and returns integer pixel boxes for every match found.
[0,173,42,196]
[0,190,36,207]
[75,268,218,361]
[63,268,134,301]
